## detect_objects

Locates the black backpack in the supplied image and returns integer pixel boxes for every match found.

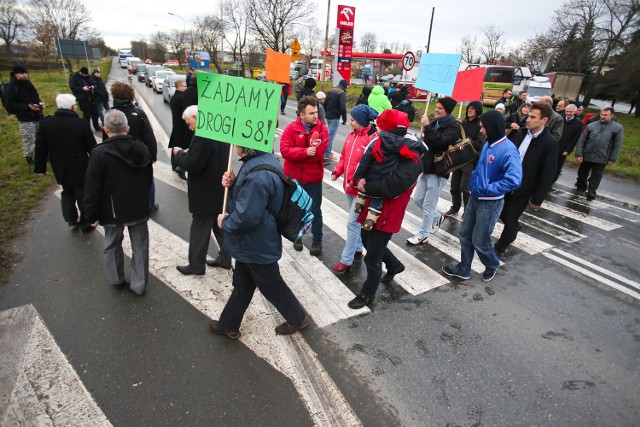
[0,82,17,114]
[249,164,314,242]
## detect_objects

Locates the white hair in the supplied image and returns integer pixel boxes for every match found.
[104,109,128,134]
[566,104,577,112]
[56,93,77,110]
[182,104,198,120]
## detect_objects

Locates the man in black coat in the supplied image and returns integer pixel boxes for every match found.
[494,102,558,257]
[554,103,583,181]
[34,93,97,229]
[69,67,100,131]
[173,105,231,275]
[168,78,192,179]
[84,109,153,296]
[6,65,45,164]
[91,69,109,126]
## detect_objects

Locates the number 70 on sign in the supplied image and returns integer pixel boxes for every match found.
[403,51,416,71]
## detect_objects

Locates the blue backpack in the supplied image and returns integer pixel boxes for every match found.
[249,164,314,242]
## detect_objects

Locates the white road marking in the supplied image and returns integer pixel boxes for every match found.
[0,305,111,426]
[539,200,621,231]
[550,187,640,218]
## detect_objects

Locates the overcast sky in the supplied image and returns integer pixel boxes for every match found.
[88,0,560,56]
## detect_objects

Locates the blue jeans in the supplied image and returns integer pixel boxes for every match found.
[326,119,340,159]
[454,197,504,276]
[413,173,447,238]
[340,195,364,265]
[300,182,323,243]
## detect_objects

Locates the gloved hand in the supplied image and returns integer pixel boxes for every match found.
[341,121,346,125]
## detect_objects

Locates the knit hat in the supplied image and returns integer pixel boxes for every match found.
[438,96,457,115]
[376,109,410,131]
[92,69,101,74]
[304,77,316,89]
[12,65,28,74]
[350,105,378,127]
[79,67,89,74]
[338,79,348,90]
[316,91,326,100]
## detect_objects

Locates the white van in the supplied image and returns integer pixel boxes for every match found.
[126,57,141,73]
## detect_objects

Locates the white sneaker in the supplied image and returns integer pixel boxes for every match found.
[407,235,428,245]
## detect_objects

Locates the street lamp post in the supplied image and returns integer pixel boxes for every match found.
[168,12,186,67]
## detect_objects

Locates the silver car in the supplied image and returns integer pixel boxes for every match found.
[153,70,176,93]
[163,74,187,103]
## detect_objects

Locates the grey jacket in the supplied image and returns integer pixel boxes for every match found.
[546,111,564,142]
[575,120,624,164]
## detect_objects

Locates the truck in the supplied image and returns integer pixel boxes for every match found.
[524,76,553,103]
[543,72,584,101]
[118,49,132,68]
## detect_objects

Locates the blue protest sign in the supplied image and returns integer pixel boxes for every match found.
[414,53,462,95]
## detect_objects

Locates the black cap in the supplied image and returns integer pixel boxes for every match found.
[79,67,89,74]
[438,97,457,115]
[12,65,28,74]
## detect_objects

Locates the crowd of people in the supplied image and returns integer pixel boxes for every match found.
[6,62,626,338]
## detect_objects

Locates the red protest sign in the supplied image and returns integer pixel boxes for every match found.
[451,67,485,102]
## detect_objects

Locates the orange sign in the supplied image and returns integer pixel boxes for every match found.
[265,49,291,83]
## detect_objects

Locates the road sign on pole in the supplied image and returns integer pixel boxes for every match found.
[403,51,416,71]
[291,38,301,61]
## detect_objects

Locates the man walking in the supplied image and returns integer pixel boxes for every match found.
[34,94,96,230]
[6,65,45,165]
[168,78,191,179]
[279,96,329,256]
[555,104,583,181]
[539,96,563,141]
[442,110,522,282]
[209,146,310,339]
[84,110,153,296]
[69,67,100,131]
[494,102,558,258]
[575,107,624,201]
[173,105,231,274]
[323,79,348,162]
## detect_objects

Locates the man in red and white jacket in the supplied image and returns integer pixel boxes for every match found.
[279,96,329,256]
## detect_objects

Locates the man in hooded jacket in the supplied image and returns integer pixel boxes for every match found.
[442,110,522,283]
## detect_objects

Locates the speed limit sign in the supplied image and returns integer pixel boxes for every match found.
[403,51,416,71]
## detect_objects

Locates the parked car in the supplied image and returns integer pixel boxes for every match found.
[145,65,166,87]
[163,60,180,67]
[162,74,187,103]
[136,63,148,82]
[225,68,245,78]
[153,70,176,93]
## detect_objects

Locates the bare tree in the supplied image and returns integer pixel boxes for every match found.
[300,25,322,63]
[0,0,26,52]
[150,31,169,62]
[479,25,505,64]
[223,0,249,75]
[166,29,187,67]
[360,32,377,53]
[245,0,316,52]
[457,35,479,64]
[31,21,57,71]
[193,14,225,74]
[27,0,93,41]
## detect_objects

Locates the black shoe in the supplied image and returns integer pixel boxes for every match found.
[381,263,405,284]
[309,242,322,256]
[177,170,187,181]
[112,280,129,289]
[354,251,363,260]
[81,223,96,233]
[482,268,498,283]
[176,265,205,275]
[25,156,34,165]
[586,195,595,201]
[67,221,80,227]
[348,294,373,309]
[206,257,231,269]
[209,320,241,339]
[150,203,159,210]
[444,207,459,217]
[293,239,303,251]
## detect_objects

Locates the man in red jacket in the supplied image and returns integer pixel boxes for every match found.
[279,96,329,255]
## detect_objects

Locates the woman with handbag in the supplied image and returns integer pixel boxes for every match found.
[407,97,462,246]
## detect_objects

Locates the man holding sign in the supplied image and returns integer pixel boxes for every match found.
[280,96,329,255]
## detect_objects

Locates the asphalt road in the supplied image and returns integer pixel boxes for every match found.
[1,60,639,426]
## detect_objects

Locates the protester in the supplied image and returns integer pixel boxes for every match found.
[554,104,583,181]
[510,91,527,115]
[539,96,564,141]
[442,110,522,282]
[389,84,409,108]
[368,85,392,114]
[330,105,379,273]
[494,88,512,111]
[108,81,159,210]
[395,99,416,122]
[296,77,316,101]
[506,102,530,134]
[185,67,196,86]
[494,102,558,258]
[355,86,372,106]
[445,100,484,217]
[407,97,462,245]
[280,82,291,115]
[316,91,328,125]
[34,94,96,230]
[293,75,304,98]
[69,66,100,131]
[209,146,310,339]
[575,107,624,201]
[280,96,329,255]
[91,69,109,126]
[84,109,153,296]
[323,79,348,163]
[347,114,424,309]
[173,105,232,274]
[168,78,191,180]
[183,74,198,109]
[6,65,45,165]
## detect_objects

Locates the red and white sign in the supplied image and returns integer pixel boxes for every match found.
[337,5,356,29]
[402,51,416,71]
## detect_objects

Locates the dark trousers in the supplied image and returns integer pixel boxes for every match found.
[61,184,85,224]
[449,163,474,211]
[280,94,288,112]
[300,182,323,243]
[360,229,401,300]
[79,100,100,130]
[188,213,230,273]
[576,161,606,198]
[555,154,568,181]
[495,193,530,252]
[218,261,306,331]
